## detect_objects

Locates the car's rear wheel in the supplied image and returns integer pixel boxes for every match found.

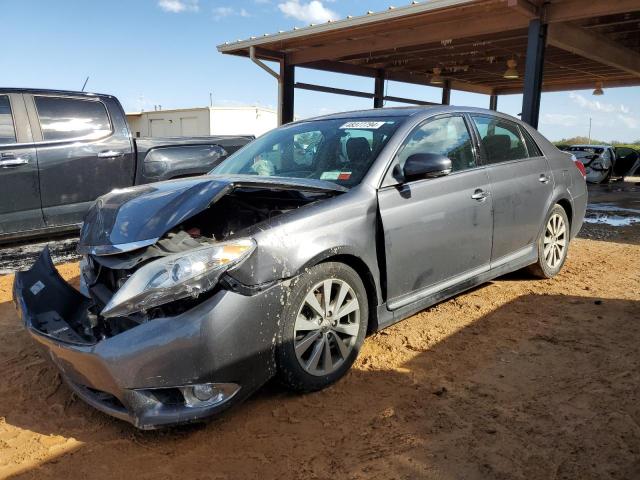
[276,262,368,392]
[528,204,569,279]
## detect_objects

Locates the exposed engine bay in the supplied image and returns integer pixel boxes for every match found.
[75,187,331,342]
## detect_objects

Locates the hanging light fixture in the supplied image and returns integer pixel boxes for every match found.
[503,59,519,79]
[593,81,604,96]
[430,67,444,85]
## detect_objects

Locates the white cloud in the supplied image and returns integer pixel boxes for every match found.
[568,92,626,114]
[542,113,579,127]
[213,6,251,20]
[158,0,199,13]
[278,0,337,23]
[618,114,639,129]
[568,92,638,130]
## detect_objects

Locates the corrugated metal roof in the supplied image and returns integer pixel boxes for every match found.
[217,0,476,52]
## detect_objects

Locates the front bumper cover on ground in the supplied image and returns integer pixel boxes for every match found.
[13,248,286,429]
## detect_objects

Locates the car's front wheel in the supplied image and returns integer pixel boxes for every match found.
[276,262,368,392]
[528,204,570,278]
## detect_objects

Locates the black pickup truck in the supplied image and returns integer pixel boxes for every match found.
[0,89,253,242]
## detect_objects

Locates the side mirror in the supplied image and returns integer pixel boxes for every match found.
[403,153,452,181]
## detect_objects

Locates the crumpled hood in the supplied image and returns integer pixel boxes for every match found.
[77,175,346,255]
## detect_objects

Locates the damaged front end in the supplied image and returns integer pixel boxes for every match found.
[13,175,344,428]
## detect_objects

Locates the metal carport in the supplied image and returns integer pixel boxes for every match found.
[218,0,640,127]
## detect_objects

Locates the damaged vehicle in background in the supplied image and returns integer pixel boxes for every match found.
[566,144,616,183]
[13,107,587,429]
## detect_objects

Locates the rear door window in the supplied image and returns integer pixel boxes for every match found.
[0,95,17,145]
[472,116,528,163]
[34,96,112,141]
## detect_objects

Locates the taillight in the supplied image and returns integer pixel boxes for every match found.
[574,159,587,179]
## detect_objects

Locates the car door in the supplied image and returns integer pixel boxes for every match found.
[469,114,552,266]
[0,93,44,235]
[26,94,134,227]
[613,146,639,176]
[378,114,493,309]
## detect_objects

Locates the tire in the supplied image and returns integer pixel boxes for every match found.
[276,262,368,392]
[527,204,570,279]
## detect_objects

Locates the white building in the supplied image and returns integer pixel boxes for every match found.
[126,106,277,138]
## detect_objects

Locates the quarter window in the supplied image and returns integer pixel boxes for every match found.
[35,96,111,141]
[520,127,543,157]
[472,116,527,163]
[0,96,17,145]
[397,116,476,172]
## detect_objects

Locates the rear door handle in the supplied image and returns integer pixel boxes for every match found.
[539,173,550,184]
[97,150,125,158]
[471,189,490,201]
[0,154,29,167]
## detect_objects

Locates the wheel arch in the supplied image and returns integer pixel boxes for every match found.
[555,197,573,230]
[304,251,380,334]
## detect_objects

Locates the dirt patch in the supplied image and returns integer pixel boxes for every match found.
[1,239,639,479]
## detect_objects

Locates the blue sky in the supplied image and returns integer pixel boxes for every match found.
[3,0,639,142]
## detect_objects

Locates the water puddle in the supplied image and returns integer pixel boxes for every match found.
[584,214,640,227]
[587,203,640,215]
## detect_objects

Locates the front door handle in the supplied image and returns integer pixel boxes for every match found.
[0,155,29,167]
[539,173,550,184]
[471,189,490,201]
[97,150,125,158]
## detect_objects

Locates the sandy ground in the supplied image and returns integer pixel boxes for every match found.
[0,236,639,480]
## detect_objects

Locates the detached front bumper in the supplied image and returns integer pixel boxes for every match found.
[13,248,284,429]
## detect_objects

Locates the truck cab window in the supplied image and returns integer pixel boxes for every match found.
[35,96,112,141]
[0,96,17,145]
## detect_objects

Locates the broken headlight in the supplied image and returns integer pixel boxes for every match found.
[101,238,256,318]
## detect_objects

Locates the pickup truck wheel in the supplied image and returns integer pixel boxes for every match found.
[527,204,569,279]
[276,262,368,392]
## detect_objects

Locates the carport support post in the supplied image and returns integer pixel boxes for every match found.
[489,94,498,111]
[441,80,451,105]
[279,59,295,125]
[373,70,385,108]
[521,18,547,128]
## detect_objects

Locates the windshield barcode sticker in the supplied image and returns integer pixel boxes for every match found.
[339,121,386,129]
[30,281,45,295]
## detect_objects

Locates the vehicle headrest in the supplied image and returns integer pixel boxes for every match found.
[346,137,372,165]
[483,134,511,161]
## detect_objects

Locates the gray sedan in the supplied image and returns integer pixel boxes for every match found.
[13,106,587,429]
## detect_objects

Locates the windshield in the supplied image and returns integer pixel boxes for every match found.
[212,117,406,187]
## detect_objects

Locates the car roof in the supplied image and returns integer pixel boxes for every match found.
[570,144,610,148]
[0,87,113,99]
[296,105,523,124]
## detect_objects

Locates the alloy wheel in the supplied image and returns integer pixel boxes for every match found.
[543,213,567,269]
[293,278,360,376]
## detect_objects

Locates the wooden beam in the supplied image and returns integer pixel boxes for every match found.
[287,11,528,65]
[301,60,495,94]
[546,0,640,23]
[494,77,640,95]
[504,0,538,18]
[547,22,640,78]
